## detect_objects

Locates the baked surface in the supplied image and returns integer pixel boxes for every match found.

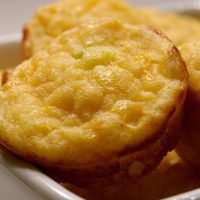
[0,19,187,186]
[23,0,200,57]
[134,8,200,46]
[23,0,137,57]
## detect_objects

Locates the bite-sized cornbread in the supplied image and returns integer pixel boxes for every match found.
[134,8,200,46]
[23,0,200,57]
[23,0,138,57]
[176,42,200,167]
[0,19,187,187]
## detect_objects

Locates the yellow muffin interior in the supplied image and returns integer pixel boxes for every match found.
[0,19,187,166]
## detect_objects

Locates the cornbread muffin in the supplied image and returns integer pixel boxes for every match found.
[0,19,187,187]
[23,0,200,57]
[23,0,138,57]
[134,8,200,46]
[176,42,200,167]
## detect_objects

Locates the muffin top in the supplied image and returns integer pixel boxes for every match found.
[0,19,187,166]
[24,0,200,57]
[135,8,200,46]
[24,0,137,56]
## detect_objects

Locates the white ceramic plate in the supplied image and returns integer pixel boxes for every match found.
[0,0,200,200]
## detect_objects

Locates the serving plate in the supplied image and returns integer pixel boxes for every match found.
[0,0,200,200]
